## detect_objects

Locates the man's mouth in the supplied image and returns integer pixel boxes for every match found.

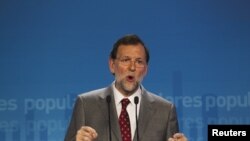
[126,75,135,82]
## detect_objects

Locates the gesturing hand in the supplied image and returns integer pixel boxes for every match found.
[168,133,188,141]
[76,126,98,141]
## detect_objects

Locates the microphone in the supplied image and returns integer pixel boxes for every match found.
[134,96,139,141]
[106,95,112,141]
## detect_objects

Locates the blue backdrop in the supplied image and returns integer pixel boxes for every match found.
[1,0,250,141]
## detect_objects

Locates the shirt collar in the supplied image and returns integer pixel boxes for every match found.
[112,81,142,106]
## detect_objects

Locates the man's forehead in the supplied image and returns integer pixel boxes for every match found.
[117,44,145,53]
[117,46,146,58]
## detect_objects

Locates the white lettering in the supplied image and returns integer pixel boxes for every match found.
[212,129,247,136]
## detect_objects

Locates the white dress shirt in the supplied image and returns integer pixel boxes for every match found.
[112,82,142,140]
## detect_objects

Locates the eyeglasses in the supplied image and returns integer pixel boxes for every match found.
[116,57,146,68]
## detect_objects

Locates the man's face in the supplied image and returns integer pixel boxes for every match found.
[109,44,148,96]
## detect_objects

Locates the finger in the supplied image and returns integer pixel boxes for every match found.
[81,126,98,138]
[77,129,95,141]
[173,133,184,139]
[168,137,175,141]
[174,133,188,141]
[76,131,90,141]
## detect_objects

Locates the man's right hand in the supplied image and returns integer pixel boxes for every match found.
[76,126,98,141]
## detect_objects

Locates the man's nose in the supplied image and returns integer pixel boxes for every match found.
[128,61,136,71]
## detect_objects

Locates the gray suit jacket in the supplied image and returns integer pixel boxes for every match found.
[64,85,179,141]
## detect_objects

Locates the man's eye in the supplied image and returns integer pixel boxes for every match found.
[122,59,130,62]
[136,60,143,64]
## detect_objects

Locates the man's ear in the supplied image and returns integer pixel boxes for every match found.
[108,58,115,74]
[143,65,148,76]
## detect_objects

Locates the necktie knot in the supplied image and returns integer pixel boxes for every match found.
[121,98,130,108]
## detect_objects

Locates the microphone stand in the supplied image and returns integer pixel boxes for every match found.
[134,96,139,141]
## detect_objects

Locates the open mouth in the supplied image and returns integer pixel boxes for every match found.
[126,75,135,82]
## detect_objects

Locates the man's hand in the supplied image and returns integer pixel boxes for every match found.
[76,126,98,141]
[168,133,188,141]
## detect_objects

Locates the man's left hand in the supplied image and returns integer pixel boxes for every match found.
[168,133,188,141]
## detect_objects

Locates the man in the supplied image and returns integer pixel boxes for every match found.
[64,34,188,141]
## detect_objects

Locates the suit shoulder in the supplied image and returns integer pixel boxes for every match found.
[77,87,109,99]
[146,91,174,107]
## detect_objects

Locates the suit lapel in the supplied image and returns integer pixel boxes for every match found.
[110,93,122,141]
[98,86,122,141]
[136,90,155,141]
